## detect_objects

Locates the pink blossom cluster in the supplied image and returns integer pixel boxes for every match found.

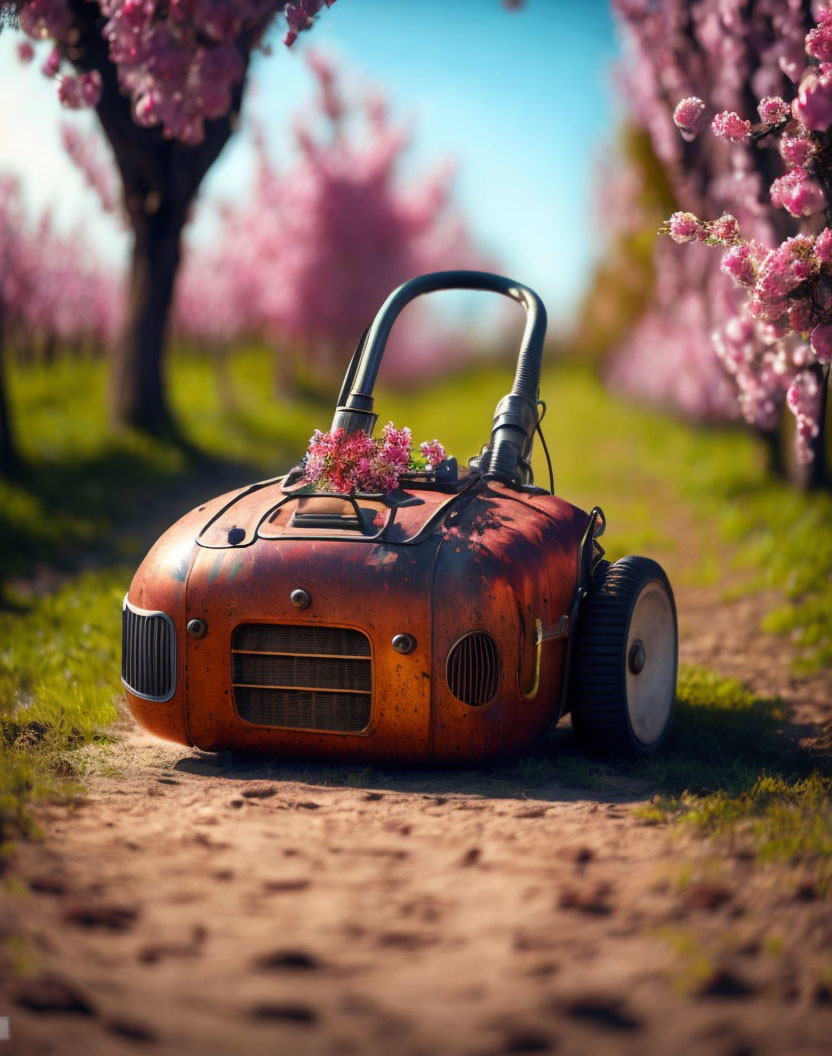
[769,169,825,218]
[787,371,823,463]
[666,211,703,244]
[606,238,740,424]
[758,97,790,125]
[418,439,447,468]
[779,134,814,167]
[712,315,813,439]
[57,71,102,109]
[283,0,330,46]
[711,111,751,142]
[614,0,832,467]
[672,96,706,141]
[793,69,832,132]
[303,422,447,495]
[17,0,335,144]
[665,211,740,246]
[60,123,120,215]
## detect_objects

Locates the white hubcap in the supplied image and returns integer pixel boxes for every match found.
[625,581,676,746]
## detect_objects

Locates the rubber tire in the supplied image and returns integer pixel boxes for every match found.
[569,555,678,757]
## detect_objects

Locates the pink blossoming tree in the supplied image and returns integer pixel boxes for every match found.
[174,54,488,392]
[1,0,333,436]
[0,178,124,473]
[611,0,832,488]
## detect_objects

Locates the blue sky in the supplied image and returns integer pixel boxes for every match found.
[0,1,619,325]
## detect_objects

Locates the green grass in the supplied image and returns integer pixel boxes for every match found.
[0,348,318,594]
[632,666,832,891]
[2,346,831,847]
[0,569,126,839]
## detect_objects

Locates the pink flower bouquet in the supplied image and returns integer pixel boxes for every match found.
[303,421,448,494]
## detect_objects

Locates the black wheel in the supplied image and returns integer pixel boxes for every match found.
[569,556,678,757]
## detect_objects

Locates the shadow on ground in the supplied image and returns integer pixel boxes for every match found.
[168,681,830,804]
[1,442,292,603]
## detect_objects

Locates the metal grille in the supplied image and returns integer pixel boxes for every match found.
[232,624,372,732]
[446,632,499,706]
[121,599,176,702]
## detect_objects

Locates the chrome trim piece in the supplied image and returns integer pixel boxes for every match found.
[121,594,177,703]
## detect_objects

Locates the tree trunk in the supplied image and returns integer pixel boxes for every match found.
[0,304,17,477]
[214,340,237,416]
[758,420,786,480]
[112,200,186,431]
[65,0,253,436]
[41,333,57,365]
[274,340,299,401]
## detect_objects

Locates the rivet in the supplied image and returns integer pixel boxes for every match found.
[187,618,207,639]
[291,588,311,610]
[392,633,416,655]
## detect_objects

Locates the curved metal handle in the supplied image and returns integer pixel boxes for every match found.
[330,270,547,484]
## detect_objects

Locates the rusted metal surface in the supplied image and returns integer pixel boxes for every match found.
[124,474,591,763]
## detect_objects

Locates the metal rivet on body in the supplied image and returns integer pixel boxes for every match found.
[187,618,207,639]
[392,634,416,655]
[290,588,311,610]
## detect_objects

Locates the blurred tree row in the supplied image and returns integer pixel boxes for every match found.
[0,11,486,475]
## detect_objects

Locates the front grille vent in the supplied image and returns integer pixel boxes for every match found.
[122,598,176,702]
[232,624,372,733]
[446,631,500,706]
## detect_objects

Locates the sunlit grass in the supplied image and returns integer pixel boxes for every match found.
[632,666,832,892]
[0,569,126,840]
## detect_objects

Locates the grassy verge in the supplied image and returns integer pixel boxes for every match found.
[635,666,832,895]
[1,570,126,840]
[0,349,318,595]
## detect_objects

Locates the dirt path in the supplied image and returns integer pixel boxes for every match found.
[2,541,831,1054]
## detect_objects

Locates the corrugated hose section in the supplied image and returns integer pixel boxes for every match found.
[231,624,372,733]
[122,601,176,702]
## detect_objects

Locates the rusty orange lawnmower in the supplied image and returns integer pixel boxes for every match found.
[122,271,678,765]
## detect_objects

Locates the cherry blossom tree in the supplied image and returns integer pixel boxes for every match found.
[0,170,126,472]
[174,54,488,391]
[22,211,123,362]
[1,0,333,434]
[611,0,831,488]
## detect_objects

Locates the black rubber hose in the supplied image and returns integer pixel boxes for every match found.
[330,270,547,485]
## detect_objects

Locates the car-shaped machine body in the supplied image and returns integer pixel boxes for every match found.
[123,272,678,764]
